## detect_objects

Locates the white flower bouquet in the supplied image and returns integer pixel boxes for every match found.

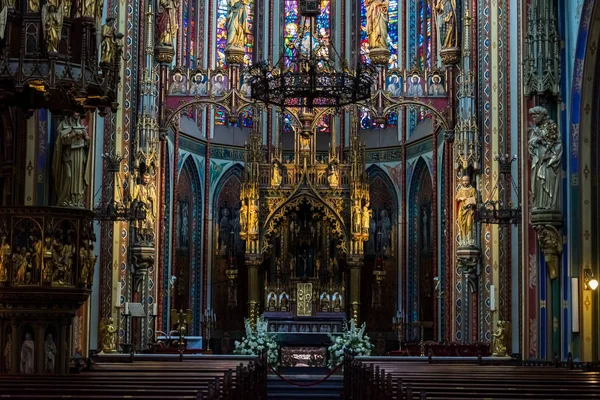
[327,319,372,368]
[234,315,279,365]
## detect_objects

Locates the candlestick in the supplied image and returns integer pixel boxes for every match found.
[152,303,157,316]
[125,302,130,315]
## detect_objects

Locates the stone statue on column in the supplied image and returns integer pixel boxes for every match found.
[52,114,91,207]
[157,0,179,47]
[19,333,34,374]
[435,0,457,49]
[129,171,157,242]
[528,106,562,210]
[226,0,250,48]
[100,18,119,65]
[456,175,477,246]
[365,0,388,49]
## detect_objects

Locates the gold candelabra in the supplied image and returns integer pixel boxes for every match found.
[203,309,216,352]
[171,309,192,355]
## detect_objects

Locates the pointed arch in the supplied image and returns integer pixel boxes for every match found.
[407,157,434,340]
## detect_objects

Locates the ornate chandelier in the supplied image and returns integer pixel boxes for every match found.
[249,0,376,109]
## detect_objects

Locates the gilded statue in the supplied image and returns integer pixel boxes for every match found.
[100,317,117,353]
[82,0,95,17]
[268,293,276,310]
[100,18,118,64]
[226,0,250,48]
[62,0,71,17]
[365,0,389,50]
[361,201,372,235]
[328,165,339,189]
[271,163,282,188]
[54,237,74,286]
[435,0,457,49]
[130,171,157,234]
[491,320,510,357]
[42,3,64,54]
[79,242,96,286]
[94,0,103,22]
[52,114,91,207]
[456,175,477,244]
[528,106,562,210]
[239,200,248,234]
[353,201,362,234]
[0,235,10,282]
[248,200,258,235]
[280,294,289,311]
[157,0,179,47]
[28,0,39,12]
[42,236,53,283]
[13,248,29,285]
[333,293,341,310]
[321,295,329,311]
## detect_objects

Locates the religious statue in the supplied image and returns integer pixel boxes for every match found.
[20,333,34,374]
[328,165,339,189]
[280,294,289,311]
[100,18,118,64]
[218,207,231,254]
[82,0,95,17]
[28,0,39,13]
[0,0,10,42]
[248,200,259,235]
[492,320,510,357]
[435,0,457,49]
[44,333,56,373]
[130,171,158,237]
[321,294,329,311]
[54,235,74,286]
[4,333,11,371]
[226,0,250,48]
[353,201,362,234]
[365,0,389,50]
[456,175,477,244]
[333,293,341,310]
[271,163,282,188]
[239,200,248,234]
[100,317,117,353]
[52,115,91,207]
[362,201,372,235]
[31,236,42,283]
[528,106,562,210]
[42,2,64,54]
[42,236,53,283]
[79,242,90,285]
[268,293,277,310]
[0,235,10,282]
[13,248,29,285]
[157,0,179,47]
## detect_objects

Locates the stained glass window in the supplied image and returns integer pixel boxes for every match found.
[216,0,255,68]
[360,0,398,68]
[418,0,432,69]
[284,0,330,67]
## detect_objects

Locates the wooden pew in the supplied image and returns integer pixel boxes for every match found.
[342,354,600,400]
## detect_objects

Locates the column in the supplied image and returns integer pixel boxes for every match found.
[348,258,362,323]
[247,258,261,326]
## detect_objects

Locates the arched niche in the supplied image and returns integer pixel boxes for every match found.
[407,157,434,341]
[361,165,399,337]
[211,164,247,337]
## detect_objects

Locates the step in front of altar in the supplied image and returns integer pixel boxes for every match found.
[264,312,345,333]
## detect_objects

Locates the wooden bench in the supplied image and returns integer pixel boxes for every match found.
[342,355,600,399]
[0,353,267,400]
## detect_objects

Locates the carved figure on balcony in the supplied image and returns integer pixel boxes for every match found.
[82,0,95,17]
[0,235,10,282]
[79,242,90,285]
[353,201,362,234]
[53,115,91,207]
[53,235,74,286]
[31,235,42,283]
[328,165,339,189]
[62,0,71,17]
[362,201,372,235]
[528,106,562,210]
[321,294,329,311]
[42,3,64,54]
[99,317,117,353]
[44,333,56,373]
[100,18,118,64]
[226,0,250,48]
[28,0,39,12]
[239,200,248,234]
[435,0,457,49]
[271,163,282,188]
[365,0,388,50]
[130,171,157,238]
[13,248,29,285]
[157,0,179,47]
[20,333,34,374]
[42,236,53,283]
[333,293,341,310]
[248,200,259,235]
[456,175,477,245]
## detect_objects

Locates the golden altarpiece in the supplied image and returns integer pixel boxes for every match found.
[237,111,376,335]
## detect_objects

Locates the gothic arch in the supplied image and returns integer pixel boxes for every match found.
[174,156,204,334]
[407,157,435,340]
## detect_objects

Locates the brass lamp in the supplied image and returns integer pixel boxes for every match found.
[584,269,598,291]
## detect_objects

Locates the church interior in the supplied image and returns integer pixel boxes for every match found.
[1,0,600,398]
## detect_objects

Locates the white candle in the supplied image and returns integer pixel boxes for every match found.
[125,302,130,315]
[153,303,158,316]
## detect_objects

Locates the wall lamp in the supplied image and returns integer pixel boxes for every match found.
[584,269,598,291]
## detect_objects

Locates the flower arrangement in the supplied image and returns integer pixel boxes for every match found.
[327,319,373,368]
[234,315,279,365]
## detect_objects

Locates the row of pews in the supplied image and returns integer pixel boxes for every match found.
[343,354,600,399]
[0,353,267,399]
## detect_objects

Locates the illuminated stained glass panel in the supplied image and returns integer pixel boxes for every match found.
[216,0,255,68]
[418,0,432,69]
[360,0,398,68]
[190,1,195,67]
[183,0,188,60]
[284,0,330,67]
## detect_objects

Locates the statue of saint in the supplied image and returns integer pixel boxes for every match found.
[52,115,91,207]
[321,295,329,311]
[365,0,389,50]
[130,172,157,233]
[362,201,372,235]
[456,175,477,244]
[353,202,362,234]
[0,0,10,42]
[28,0,38,12]
[268,293,276,309]
[218,207,231,253]
[100,18,118,64]
[328,165,339,188]
[20,333,34,374]
[157,0,179,46]
[280,294,289,310]
[44,333,56,373]
[226,0,250,48]
[239,200,248,234]
[248,200,259,235]
[0,235,10,282]
[42,3,64,53]
[271,163,282,188]
[100,317,117,353]
[491,321,510,357]
[4,333,11,371]
[528,106,562,210]
[333,293,341,310]
[435,0,457,49]
[82,0,95,17]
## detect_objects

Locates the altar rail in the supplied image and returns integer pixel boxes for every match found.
[342,354,600,399]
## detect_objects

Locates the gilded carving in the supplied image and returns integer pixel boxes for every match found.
[129,171,157,243]
[157,0,179,47]
[226,0,250,48]
[491,320,511,357]
[456,175,477,246]
[365,0,388,50]
[42,2,64,54]
[533,224,561,279]
[327,165,339,189]
[100,18,119,65]
[99,317,117,353]
[435,0,457,49]
[0,233,11,282]
[296,282,312,317]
